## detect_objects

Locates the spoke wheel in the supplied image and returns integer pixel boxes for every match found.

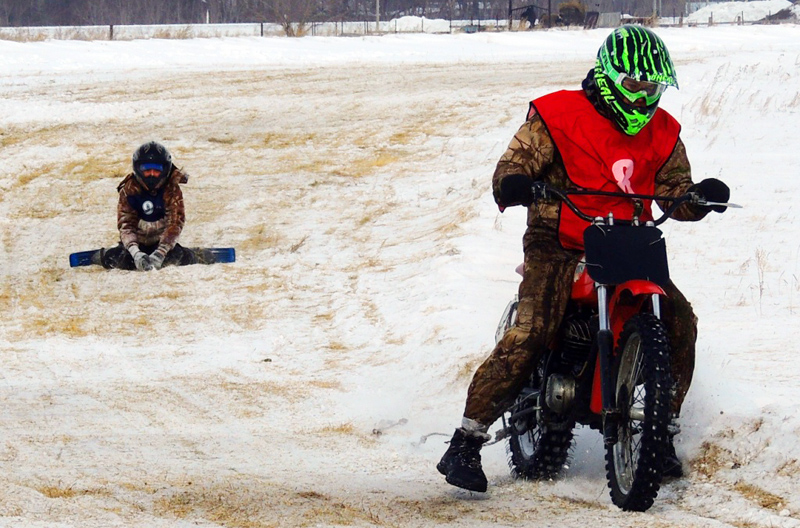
[605,313,672,511]
[507,369,574,480]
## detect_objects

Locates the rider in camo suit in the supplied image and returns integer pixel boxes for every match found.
[99,142,196,271]
[437,25,731,493]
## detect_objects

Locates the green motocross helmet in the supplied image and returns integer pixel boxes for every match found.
[594,25,678,135]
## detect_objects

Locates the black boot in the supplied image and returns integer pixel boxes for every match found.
[90,248,104,266]
[662,436,684,478]
[437,428,488,492]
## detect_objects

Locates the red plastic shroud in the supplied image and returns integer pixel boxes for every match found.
[585,279,667,415]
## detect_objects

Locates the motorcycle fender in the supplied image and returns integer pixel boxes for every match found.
[590,281,667,415]
[608,280,667,346]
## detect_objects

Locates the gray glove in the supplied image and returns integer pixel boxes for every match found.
[149,248,167,270]
[133,251,153,271]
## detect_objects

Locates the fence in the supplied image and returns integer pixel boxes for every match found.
[0,17,512,42]
[0,10,789,42]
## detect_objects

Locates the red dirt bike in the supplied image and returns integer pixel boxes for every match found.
[494,182,733,512]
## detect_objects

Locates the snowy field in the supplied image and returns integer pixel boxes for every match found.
[1,22,800,528]
[686,0,797,23]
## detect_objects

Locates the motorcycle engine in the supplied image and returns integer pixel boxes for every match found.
[545,373,576,415]
[544,314,595,415]
[561,314,594,368]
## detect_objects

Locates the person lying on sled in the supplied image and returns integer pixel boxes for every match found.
[98,141,197,271]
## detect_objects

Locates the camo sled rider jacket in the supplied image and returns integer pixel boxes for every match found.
[116,168,188,255]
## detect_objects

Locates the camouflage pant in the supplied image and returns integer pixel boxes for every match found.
[100,242,196,270]
[463,229,697,426]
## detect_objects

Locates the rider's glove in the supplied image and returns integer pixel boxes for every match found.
[498,174,534,208]
[689,178,730,213]
[149,248,167,270]
[133,251,153,271]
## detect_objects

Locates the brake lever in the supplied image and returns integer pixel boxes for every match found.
[689,192,743,209]
[705,200,743,209]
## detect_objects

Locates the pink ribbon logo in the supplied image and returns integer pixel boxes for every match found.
[612,159,635,193]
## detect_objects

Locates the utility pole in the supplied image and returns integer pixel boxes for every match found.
[376,0,380,32]
[201,0,209,23]
[547,0,551,27]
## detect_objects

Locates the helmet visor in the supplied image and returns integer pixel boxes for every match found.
[615,73,666,106]
[140,162,164,172]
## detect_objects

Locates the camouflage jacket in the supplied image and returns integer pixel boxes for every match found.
[116,168,188,254]
[491,108,709,250]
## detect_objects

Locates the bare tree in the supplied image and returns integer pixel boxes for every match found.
[261,0,320,34]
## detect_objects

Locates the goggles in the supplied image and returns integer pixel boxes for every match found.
[615,73,666,106]
[140,163,164,172]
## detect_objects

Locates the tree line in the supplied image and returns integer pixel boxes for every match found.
[0,0,520,27]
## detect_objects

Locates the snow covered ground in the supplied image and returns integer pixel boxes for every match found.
[686,0,794,23]
[1,20,799,528]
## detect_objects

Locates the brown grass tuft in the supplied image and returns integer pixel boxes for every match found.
[776,458,800,476]
[152,478,387,527]
[691,440,734,479]
[208,136,236,144]
[733,481,785,511]
[263,131,318,149]
[37,483,109,499]
[152,26,194,39]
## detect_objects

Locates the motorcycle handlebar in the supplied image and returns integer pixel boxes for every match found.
[531,182,724,227]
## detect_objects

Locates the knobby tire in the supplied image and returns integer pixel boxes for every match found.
[506,367,575,480]
[605,313,672,512]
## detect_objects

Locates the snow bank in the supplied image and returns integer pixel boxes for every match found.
[388,16,452,33]
[687,0,791,23]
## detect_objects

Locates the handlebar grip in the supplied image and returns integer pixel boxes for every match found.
[531,181,550,202]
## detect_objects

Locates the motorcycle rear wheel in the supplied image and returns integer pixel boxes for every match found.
[506,372,575,480]
[605,313,672,512]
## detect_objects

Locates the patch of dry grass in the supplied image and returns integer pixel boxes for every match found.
[776,458,800,476]
[691,440,734,479]
[208,136,236,145]
[307,379,344,391]
[221,301,269,332]
[0,29,49,42]
[263,131,318,150]
[326,341,348,352]
[37,485,82,499]
[456,355,485,383]
[388,129,418,145]
[317,422,357,435]
[733,481,786,511]
[275,151,333,177]
[152,26,194,39]
[289,235,308,253]
[313,311,335,322]
[332,150,402,179]
[36,483,110,499]
[389,497,472,523]
[7,267,95,339]
[152,478,389,527]
[21,315,92,339]
[212,379,310,406]
[4,123,75,151]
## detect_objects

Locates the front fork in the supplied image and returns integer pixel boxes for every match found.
[597,285,662,446]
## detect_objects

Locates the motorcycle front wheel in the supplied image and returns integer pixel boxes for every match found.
[605,313,672,512]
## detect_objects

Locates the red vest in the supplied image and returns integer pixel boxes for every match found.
[531,90,680,250]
